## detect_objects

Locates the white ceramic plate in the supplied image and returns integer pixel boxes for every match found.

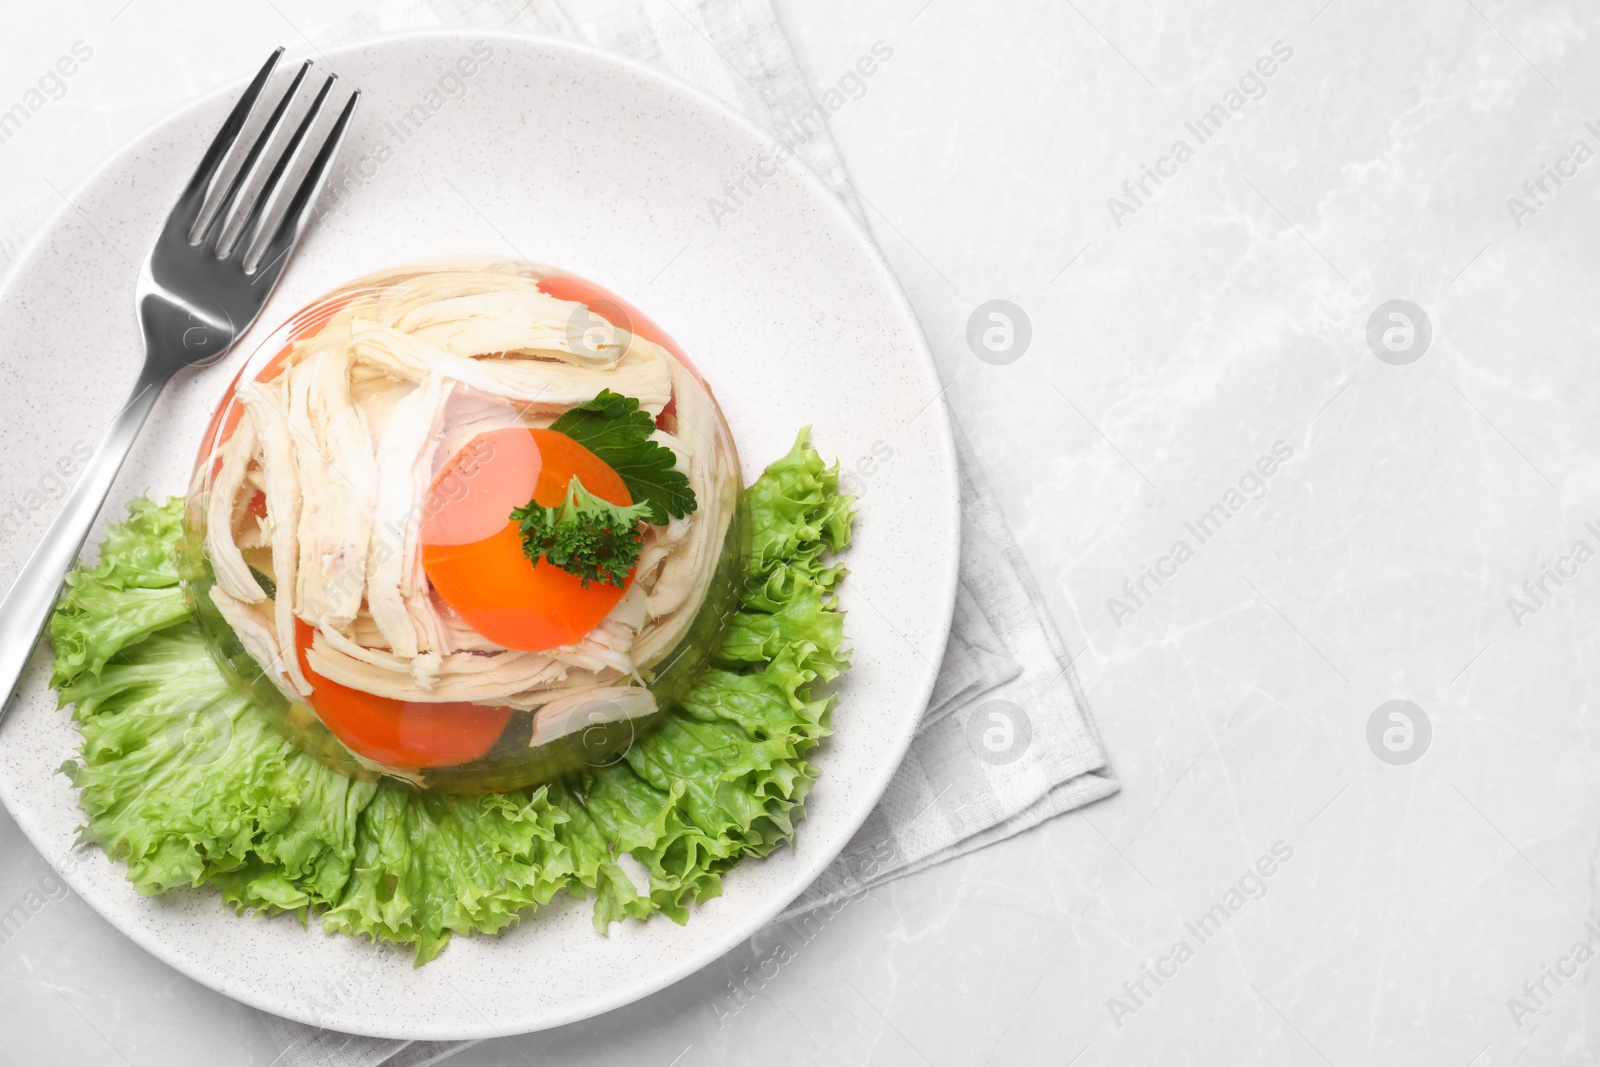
[0,31,956,1039]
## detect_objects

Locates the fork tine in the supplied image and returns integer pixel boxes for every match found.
[246,88,360,278]
[197,59,311,251]
[171,48,283,227]
[233,74,337,261]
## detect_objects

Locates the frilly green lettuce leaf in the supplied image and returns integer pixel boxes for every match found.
[48,494,188,686]
[49,429,853,964]
[745,429,853,581]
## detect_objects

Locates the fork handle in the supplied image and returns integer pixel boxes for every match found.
[0,368,169,720]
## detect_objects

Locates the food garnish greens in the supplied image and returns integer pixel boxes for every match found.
[512,477,653,589]
[509,388,697,589]
[548,389,697,525]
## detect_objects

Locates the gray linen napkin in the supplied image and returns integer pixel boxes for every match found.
[0,2,1117,1063]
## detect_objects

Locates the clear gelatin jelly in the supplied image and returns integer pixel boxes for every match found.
[180,259,748,792]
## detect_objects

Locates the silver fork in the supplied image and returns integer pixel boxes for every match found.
[0,48,359,717]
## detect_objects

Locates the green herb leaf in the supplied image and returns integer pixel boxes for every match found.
[512,477,653,588]
[549,389,697,525]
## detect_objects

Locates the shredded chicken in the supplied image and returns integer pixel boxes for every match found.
[365,372,451,670]
[531,685,657,745]
[200,261,739,738]
[206,414,265,604]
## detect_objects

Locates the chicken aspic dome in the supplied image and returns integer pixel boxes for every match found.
[181,260,747,792]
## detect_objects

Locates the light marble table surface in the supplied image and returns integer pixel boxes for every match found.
[2,0,1597,1064]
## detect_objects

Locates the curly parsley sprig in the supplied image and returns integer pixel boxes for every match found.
[512,390,698,586]
[512,478,653,589]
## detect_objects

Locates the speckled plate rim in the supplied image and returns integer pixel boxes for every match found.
[0,29,958,1039]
